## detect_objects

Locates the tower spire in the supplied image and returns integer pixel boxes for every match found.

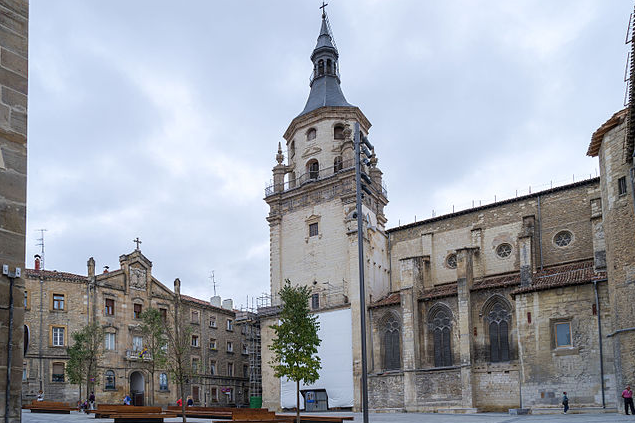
[297,9,353,117]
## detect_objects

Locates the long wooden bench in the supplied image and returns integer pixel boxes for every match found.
[23,400,73,414]
[213,408,294,423]
[89,405,166,419]
[111,412,177,423]
[277,415,354,423]
[167,405,233,418]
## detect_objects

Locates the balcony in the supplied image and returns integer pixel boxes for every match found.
[265,158,388,198]
[126,349,152,361]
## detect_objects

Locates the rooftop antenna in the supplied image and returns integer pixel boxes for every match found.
[209,271,219,296]
[35,229,47,270]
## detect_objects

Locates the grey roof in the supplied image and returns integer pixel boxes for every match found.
[297,15,354,117]
[298,74,354,117]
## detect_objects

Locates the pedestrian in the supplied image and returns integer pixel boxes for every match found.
[562,391,569,414]
[176,397,182,407]
[623,385,635,415]
[36,390,43,402]
[123,394,131,406]
[187,395,194,407]
[89,391,95,410]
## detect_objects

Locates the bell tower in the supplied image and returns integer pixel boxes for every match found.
[263,9,390,411]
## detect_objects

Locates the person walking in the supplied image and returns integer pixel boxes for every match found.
[623,385,635,415]
[89,391,95,410]
[562,392,569,414]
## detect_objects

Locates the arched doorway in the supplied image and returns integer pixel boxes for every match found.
[129,371,144,406]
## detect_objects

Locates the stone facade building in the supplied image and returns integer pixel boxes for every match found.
[261,10,634,414]
[22,248,251,407]
[0,0,28,421]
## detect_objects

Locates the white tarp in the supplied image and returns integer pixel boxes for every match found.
[280,308,353,409]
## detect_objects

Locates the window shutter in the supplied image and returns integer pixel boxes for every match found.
[490,321,500,362]
[434,329,442,367]
[442,327,452,366]
[500,320,510,361]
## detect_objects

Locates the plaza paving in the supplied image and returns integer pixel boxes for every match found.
[20,410,635,423]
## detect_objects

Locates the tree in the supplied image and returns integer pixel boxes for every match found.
[65,322,104,402]
[140,308,168,406]
[269,280,322,423]
[164,279,193,423]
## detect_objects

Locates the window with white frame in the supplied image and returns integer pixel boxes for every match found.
[105,333,115,350]
[226,319,233,331]
[227,341,233,353]
[132,336,143,351]
[52,327,64,347]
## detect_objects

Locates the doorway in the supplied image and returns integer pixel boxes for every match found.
[130,371,144,406]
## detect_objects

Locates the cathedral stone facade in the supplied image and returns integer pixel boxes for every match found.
[262,11,635,414]
[22,248,252,408]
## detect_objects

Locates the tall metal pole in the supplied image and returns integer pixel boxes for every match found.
[354,122,369,423]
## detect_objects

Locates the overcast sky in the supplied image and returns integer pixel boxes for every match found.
[26,1,631,308]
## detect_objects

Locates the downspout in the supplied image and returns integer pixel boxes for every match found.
[368,308,374,372]
[594,279,607,408]
[5,275,15,423]
[537,195,543,271]
[388,232,392,292]
[39,277,44,391]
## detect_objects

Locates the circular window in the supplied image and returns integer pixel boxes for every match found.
[496,243,512,258]
[554,230,573,247]
[446,254,457,269]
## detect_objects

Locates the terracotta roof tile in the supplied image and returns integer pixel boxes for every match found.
[512,259,605,296]
[25,268,88,282]
[587,108,627,157]
[472,273,520,291]
[369,292,401,308]
[420,284,457,301]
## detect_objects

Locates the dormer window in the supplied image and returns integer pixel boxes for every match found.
[307,128,317,141]
[334,125,345,140]
[307,160,319,180]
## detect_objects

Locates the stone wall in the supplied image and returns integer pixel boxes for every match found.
[0,0,27,421]
[368,373,404,410]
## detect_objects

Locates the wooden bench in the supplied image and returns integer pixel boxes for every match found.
[167,405,233,418]
[110,412,177,423]
[90,405,165,419]
[213,408,294,423]
[23,400,73,414]
[278,415,354,423]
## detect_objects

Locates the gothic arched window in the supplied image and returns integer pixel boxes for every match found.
[429,305,453,367]
[485,298,511,362]
[382,313,400,370]
[307,160,319,180]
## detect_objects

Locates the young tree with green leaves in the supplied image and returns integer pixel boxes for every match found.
[140,307,168,406]
[165,279,193,423]
[269,280,322,423]
[65,322,104,402]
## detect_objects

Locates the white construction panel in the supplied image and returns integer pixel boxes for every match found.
[281,308,353,409]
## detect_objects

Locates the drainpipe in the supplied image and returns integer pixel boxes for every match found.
[4,273,16,423]
[537,195,543,271]
[594,279,607,408]
[39,276,44,391]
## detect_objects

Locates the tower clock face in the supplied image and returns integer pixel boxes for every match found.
[130,267,147,290]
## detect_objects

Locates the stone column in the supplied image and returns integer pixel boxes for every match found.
[519,216,535,286]
[590,198,606,270]
[456,248,477,411]
[399,257,423,410]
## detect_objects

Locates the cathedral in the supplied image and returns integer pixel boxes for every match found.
[261,10,635,414]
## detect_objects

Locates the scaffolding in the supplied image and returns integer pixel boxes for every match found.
[236,308,262,403]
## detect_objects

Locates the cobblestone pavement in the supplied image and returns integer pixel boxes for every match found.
[21,410,635,423]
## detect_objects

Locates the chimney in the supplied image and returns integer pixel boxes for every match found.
[87,257,95,277]
[222,299,233,310]
[210,296,222,308]
[34,254,41,271]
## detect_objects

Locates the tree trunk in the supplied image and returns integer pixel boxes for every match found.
[150,369,155,406]
[78,382,82,410]
[180,380,187,423]
[296,380,300,423]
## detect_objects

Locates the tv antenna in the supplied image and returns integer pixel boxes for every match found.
[35,228,47,270]
[209,271,219,296]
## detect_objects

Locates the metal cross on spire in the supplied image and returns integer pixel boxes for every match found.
[320,1,328,18]
[133,237,142,250]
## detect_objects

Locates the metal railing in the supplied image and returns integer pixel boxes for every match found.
[309,67,341,85]
[265,158,387,198]
[126,349,152,361]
